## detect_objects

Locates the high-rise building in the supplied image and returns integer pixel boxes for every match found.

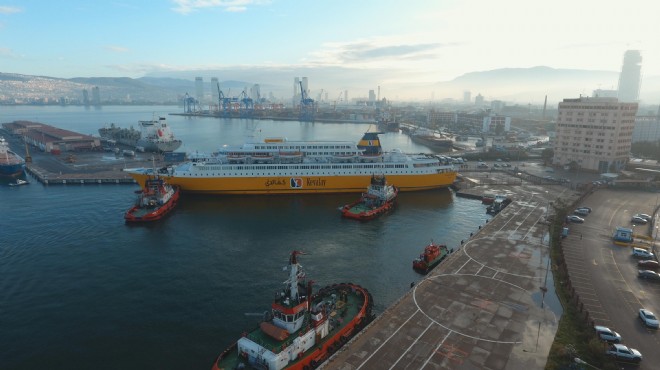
[195,77,204,104]
[368,90,376,102]
[617,50,642,102]
[250,84,260,101]
[91,86,101,105]
[475,93,484,106]
[553,97,638,173]
[302,77,309,96]
[463,91,471,104]
[211,77,219,104]
[82,89,90,105]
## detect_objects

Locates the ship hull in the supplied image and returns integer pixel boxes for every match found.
[136,139,182,153]
[0,162,25,177]
[128,172,456,195]
[410,135,453,152]
[124,188,180,223]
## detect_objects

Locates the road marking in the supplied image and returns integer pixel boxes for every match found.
[388,321,434,370]
[355,308,422,370]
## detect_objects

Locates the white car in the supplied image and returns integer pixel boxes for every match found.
[636,213,652,222]
[631,216,648,224]
[632,248,654,259]
[639,309,659,328]
[566,215,585,223]
[574,209,590,216]
[594,325,621,342]
[606,343,642,362]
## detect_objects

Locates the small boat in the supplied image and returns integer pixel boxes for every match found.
[124,176,180,223]
[212,251,374,370]
[8,179,29,187]
[412,241,450,274]
[341,174,398,221]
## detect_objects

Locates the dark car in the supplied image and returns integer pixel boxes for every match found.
[638,270,660,281]
[638,260,660,271]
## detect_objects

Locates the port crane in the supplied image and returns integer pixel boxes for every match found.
[183,92,198,113]
[239,89,254,118]
[216,83,231,117]
[299,81,315,122]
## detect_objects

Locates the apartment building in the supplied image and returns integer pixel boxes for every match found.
[553,97,637,173]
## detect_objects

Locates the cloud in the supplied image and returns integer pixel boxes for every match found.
[171,0,264,14]
[0,6,21,14]
[308,38,457,68]
[104,45,130,53]
[0,47,19,59]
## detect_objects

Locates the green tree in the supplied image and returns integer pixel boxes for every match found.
[541,148,554,166]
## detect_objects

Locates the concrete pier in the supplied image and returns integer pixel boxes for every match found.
[325,182,580,369]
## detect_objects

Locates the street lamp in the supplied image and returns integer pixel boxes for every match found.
[574,357,600,369]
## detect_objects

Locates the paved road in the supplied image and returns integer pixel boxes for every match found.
[561,189,660,369]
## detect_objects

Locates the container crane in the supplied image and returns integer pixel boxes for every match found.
[183,92,197,113]
[299,81,315,122]
[239,89,254,118]
[216,83,231,117]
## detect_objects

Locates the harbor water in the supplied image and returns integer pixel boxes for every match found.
[1,106,493,370]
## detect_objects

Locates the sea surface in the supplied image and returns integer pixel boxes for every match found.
[1,106,494,370]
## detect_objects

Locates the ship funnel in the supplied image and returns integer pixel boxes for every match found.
[357,132,383,155]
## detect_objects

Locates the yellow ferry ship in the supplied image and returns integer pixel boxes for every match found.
[126,132,457,195]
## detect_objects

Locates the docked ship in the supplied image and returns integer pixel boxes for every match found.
[0,136,25,177]
[413,241,450,274]
[409,129,453,153]
[99,117,182,153]
[341,174,398,221]
[126,131,457,195]
[124,175,180,223]
[212,251,374,370]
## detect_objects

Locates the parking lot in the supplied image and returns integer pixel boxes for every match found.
[561,189,660,368]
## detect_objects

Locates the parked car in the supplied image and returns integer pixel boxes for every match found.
[566,215,585,223]
[477,162,489,169]
[574,209,590,216]
[632,248,655,259]
[636,213,652,222]
[639,308,659,328]
[638,260,660,271]
[606,343,642,362]
[631,216,648,224]
[577,207,592,213]
[638,270,660,281]
[594,325,622,342]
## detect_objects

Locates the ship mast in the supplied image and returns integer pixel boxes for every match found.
[287,251,305,300]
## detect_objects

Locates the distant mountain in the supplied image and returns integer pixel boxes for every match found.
[439,66,660,105]
[2,66,659,105]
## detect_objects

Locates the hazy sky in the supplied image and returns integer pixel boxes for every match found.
[1,0,659,83]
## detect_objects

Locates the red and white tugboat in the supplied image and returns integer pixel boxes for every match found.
[124,175,180,223]
[212,251,374,370]
[412,241,450,274]
[340,174,398,221]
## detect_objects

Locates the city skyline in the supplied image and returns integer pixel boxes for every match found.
[1,0,659,100]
